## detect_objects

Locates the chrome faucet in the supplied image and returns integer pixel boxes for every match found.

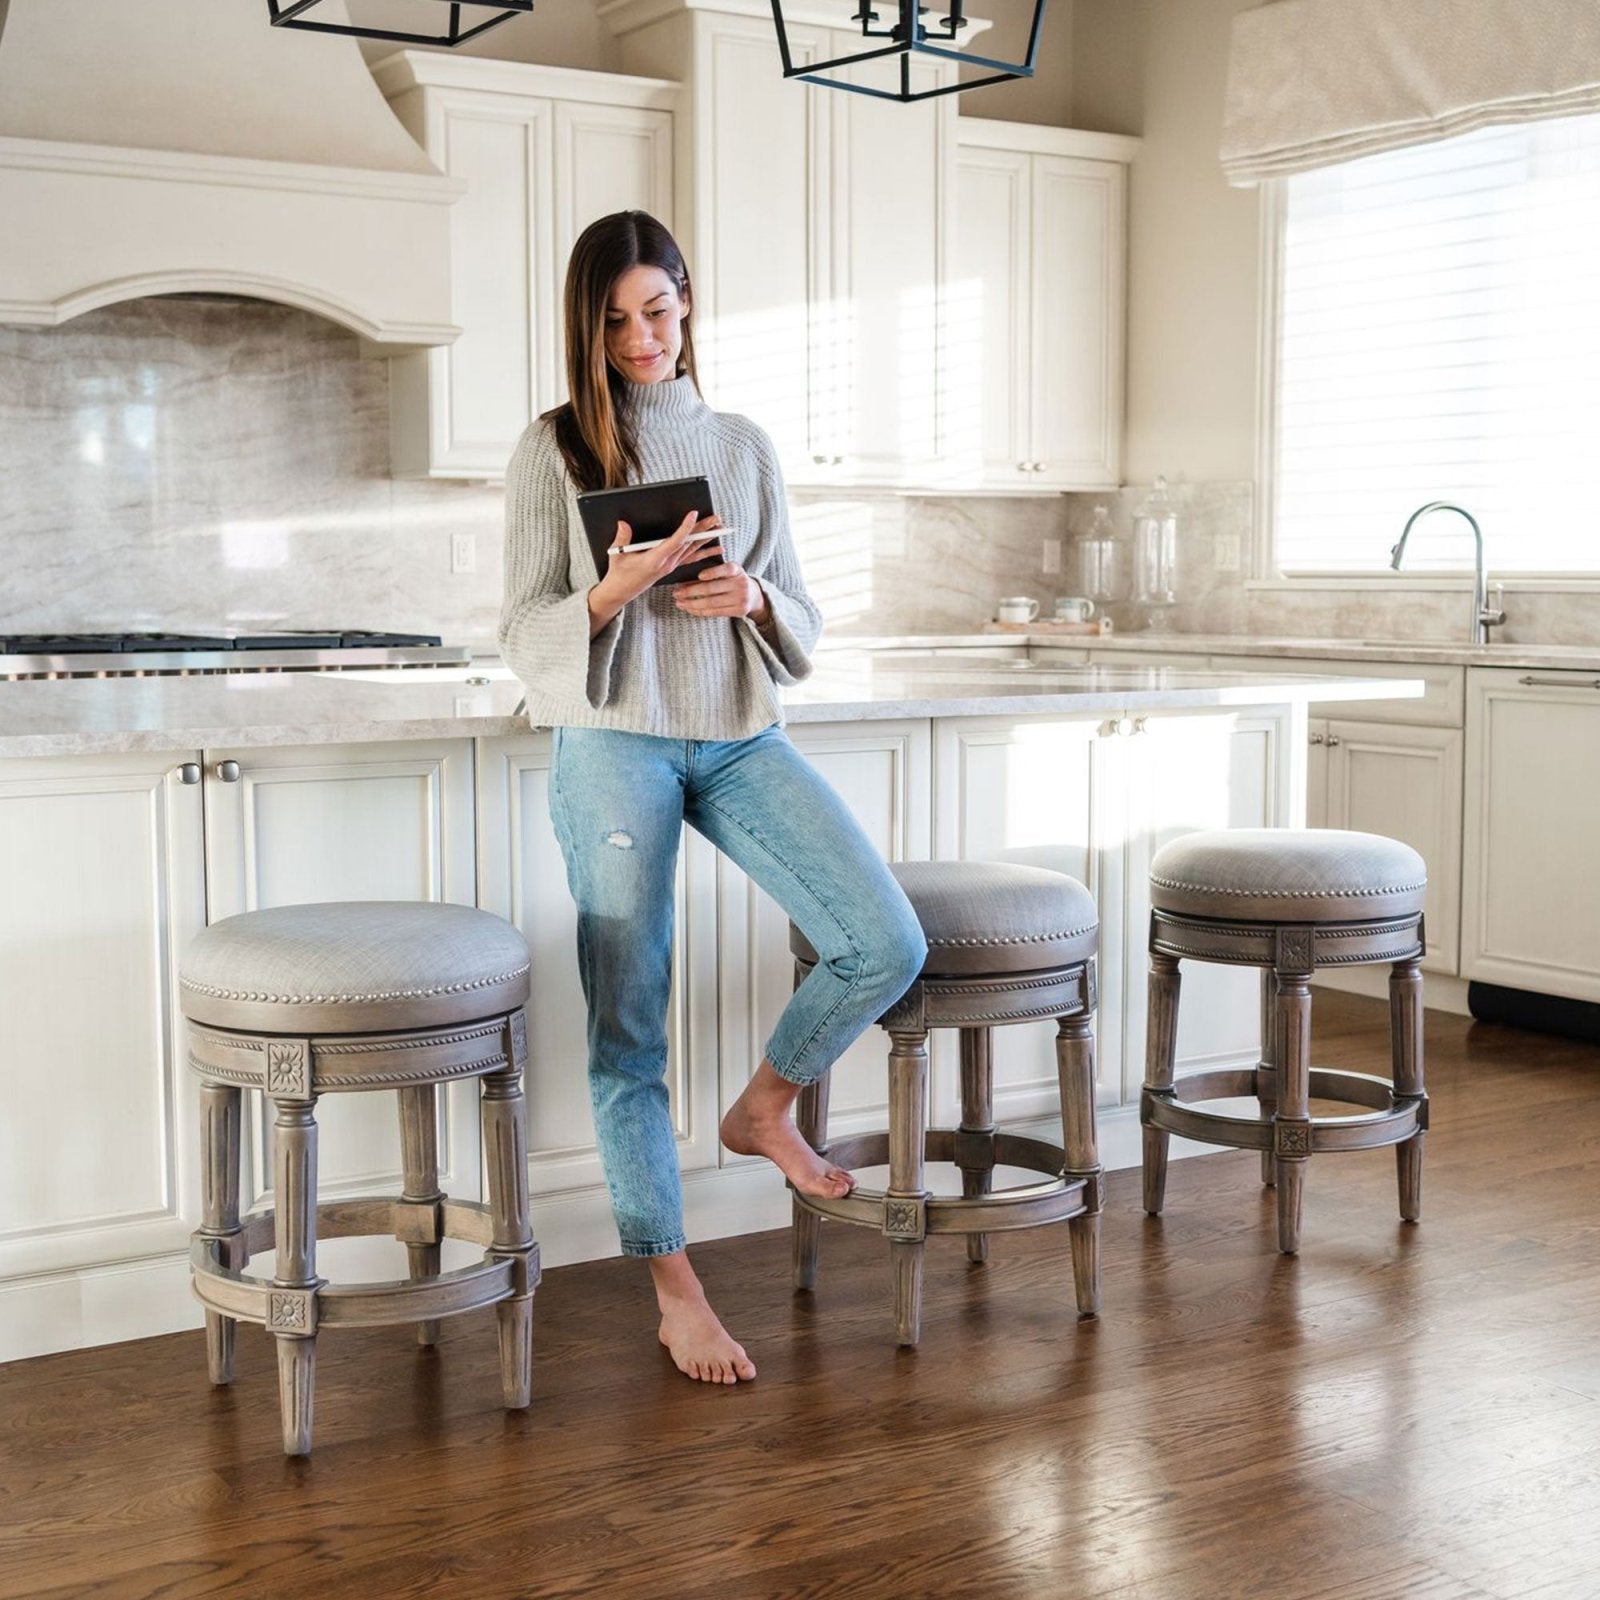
[1390,501,1506,645]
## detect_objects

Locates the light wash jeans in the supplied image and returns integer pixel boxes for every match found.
[547,723,928,1258]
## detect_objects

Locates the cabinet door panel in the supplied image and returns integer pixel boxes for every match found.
[435,102,550,472]
[1030,156,1123,487]
[476,734,719,1194]
[933,717,1120,1115]
[1464,674,1600,1000]
[204,742,478,1210]
[951,146,1031,487]
[716,722,932,1143]
[1126,713,1287,1099]
[0,757,205,1297]
[1326,719,1462,974]
[700,18,826,474]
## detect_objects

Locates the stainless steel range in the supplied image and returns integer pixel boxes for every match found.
[0,631,472,681]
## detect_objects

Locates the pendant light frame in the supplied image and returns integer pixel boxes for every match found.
[769,0,1047,103]
[267,0,533,49]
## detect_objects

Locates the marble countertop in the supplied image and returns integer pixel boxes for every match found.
[828,631,1600,668]
[0,653,1422,759]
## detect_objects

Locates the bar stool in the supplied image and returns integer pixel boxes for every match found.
[789,860,1102,1346]
[1140,828,1428,1254]
[180,900,539,1455]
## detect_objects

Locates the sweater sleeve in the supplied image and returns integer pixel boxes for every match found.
[497,420,623,709]
[737,427,823,686]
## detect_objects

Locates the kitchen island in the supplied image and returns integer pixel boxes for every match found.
[0,655,1420,1360]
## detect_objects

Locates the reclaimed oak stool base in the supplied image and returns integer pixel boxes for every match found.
[1140,829,1429,1255]
[790,860,1102,1347]
[181,901,539,1456]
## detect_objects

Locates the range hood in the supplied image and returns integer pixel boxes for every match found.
[0,0,462,349]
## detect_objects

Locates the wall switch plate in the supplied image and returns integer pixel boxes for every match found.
[1213,533,1242,573]
[1042,537,1062,576]
[450,532,476,574]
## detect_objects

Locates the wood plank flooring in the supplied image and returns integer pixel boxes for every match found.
[3,991,1598,1600]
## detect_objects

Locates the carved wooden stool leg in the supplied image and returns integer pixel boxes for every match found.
[793,1071,832,1291]
[1057,1011,1101,1317]
[398,1084,444,1347]
[1390,955,1426,1223]
[271,1092,319,1457]
[886,1026,930,1347]
[957,1027,996,1265]
[1257,967,1279,1187]
[1142,950,1182,1215]
[484,1021,535,1410]
[1273,967,1314,1255]
[198,1080,243,1386]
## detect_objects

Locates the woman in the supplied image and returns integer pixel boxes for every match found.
[499,211,927,1386]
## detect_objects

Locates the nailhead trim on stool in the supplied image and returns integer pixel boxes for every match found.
[181,901,540,1456]
[1139,828,1429,1255]
[788,859,1103,1347]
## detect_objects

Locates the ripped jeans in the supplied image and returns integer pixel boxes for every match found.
[547,723,928,1258]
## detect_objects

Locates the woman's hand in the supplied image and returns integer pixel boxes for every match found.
[587,511,723,635]
[672,558,770,624]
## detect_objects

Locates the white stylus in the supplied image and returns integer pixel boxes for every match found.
[605,529,729,556]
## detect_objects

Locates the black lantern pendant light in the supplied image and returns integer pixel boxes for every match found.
[268,0,533,48]
[770,0,1047,102]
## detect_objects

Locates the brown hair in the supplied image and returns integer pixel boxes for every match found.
[546,210,701,492]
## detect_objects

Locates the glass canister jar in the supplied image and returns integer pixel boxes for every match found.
[1076,503,1120,606]
[1132,475,1179,630]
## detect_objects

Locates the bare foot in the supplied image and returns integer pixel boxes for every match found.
[657,1290,757,1384]
[721,1094,855,1200]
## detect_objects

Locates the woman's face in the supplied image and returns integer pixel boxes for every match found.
[604,264,688,385]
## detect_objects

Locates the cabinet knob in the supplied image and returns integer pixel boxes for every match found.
[1325,735,1341,748]
[1018,461,1031,473]
[813,454,828,465]
[832,455,845,466]
[177,762,201,785]
[1032,461,1046,473]
[1308,732,1325,745]
[215,760,241,783]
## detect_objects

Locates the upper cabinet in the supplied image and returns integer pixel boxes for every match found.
[950,119,1137,492]
[374,54,677,479]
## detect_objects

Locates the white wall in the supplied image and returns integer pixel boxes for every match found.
[1072,0,1261,484]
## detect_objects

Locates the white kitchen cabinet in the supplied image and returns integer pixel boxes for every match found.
[474,731,722,1205]
[202,739,481,1214]
[604,1,954,488]
[376,53,676,478]
[950,120,1136,491]
[0,751,205,1359]
[933,707,1290,1112]
[715,719,933,1140]
[1463,668,1600,1002]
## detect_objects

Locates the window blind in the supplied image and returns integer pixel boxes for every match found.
[1273,111,1600,574]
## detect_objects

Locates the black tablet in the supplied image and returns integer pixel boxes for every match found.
[576,474,723,588]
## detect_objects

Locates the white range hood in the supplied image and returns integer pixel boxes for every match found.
[0,0,462,349]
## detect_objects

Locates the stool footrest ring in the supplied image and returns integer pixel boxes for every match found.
[796,1126,1097,1236]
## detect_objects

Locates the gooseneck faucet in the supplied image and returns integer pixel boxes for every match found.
[1390,501,1506,646]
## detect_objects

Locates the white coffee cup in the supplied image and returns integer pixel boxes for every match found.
[1053,596,1096,624]
[996,596,1040,624]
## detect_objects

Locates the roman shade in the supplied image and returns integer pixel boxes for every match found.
[1220,0,1600,184]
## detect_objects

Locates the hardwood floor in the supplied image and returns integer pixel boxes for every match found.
[3,991,1598,1600]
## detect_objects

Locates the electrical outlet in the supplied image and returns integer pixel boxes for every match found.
[1042,537,1062,576]
[1213,533,1242,573]
[450,532,476,575]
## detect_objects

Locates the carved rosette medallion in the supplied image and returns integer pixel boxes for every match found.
[883,1198,926,1241]
[1275,1120,1313,1158]
[509,1008,528,1067]
[267,1288,313,1332]
[266,1040,310,1099]
[1275,926,1314,974]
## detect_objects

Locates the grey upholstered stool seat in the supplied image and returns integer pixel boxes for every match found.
[181,900,539,1456]
[1141,828,1429,1255]
[789,859,1103,1347]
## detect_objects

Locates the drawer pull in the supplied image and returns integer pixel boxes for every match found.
[1517,674,1600,689]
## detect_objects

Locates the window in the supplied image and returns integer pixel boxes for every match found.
[1270,112,1600,576]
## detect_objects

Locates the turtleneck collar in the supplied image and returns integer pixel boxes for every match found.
[619,373,709,423]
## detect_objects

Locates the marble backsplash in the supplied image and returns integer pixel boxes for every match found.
[0,296,1068,647]
[5,296,1596,649]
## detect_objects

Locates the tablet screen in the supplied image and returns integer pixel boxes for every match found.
[576,475,722,588]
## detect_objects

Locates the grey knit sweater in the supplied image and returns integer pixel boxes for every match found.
[498,376,823,739]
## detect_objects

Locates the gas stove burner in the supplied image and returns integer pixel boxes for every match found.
[339,630,444,648]
[231,633,345,650]
[5,631,236,653]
